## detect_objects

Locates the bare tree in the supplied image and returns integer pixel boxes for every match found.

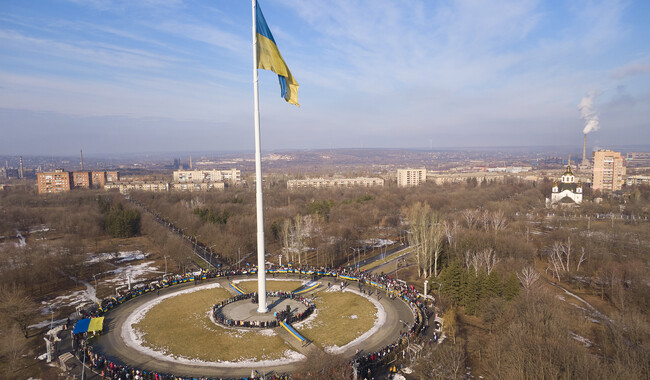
[517,266,540,291]
[0,285,36,338]
[280,218,293,263]
[462,209,479,229]
[465,248,498,275]
[546,238,585,282]
[293,215,305,266]
[490,209,508,233]
[405,202,444,277]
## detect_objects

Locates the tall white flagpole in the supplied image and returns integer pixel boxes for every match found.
[252,0,268,313]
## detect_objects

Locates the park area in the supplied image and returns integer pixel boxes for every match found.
[86,275,409,378]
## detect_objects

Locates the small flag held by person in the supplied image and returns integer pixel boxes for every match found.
[255,1,299,106]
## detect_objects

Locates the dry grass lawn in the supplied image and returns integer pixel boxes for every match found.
[134,280,378,360]
[300,290,377,348]
[134,287,293,361]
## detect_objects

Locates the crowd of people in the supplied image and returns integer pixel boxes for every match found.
[71,264,429,379]
[212,291,315,329]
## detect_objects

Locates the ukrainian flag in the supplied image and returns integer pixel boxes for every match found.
[256,1,299,106]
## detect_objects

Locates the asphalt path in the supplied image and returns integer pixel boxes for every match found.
[90,275,415,378]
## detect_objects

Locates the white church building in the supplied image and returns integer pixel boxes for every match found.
[547,164,583,207]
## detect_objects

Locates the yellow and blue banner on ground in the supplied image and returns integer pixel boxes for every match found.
[256,1,299,106]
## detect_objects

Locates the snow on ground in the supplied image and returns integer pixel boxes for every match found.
[29,224,50,234]
[293,306,319,329]
[324,287,387,354]
[15,230,26,248]
[87,250,148,264]
[29,318,68,330]
[362,239,395,248]
[39,287,96,313]
[102,261,162,285]
[122,282,307,367]
[571,332,593,347]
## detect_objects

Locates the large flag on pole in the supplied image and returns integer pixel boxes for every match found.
[255,2,299,106]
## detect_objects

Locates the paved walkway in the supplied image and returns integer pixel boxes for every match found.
[72,275,414,378]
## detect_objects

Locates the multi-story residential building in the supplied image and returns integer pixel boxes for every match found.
[287,177,384,190]
[91,171,107,188]
[593,150,626,192]
[171,182,225,192]
[428,172,507,185]
[105,181,170,194]
[72,172,92,189]
[106,171,120,183]
[397,168,426,187]
[173,169,240,184]
[37,169,73,194]
[626,175,650,186]
[37,169,118,193]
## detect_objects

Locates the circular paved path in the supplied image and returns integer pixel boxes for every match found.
[92,275,414,378]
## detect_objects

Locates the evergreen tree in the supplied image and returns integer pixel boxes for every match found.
[463,271,484,315]
[482,270,503,299]
[439,261,464,304]
[104,203,141,238]
[503,272,521,301]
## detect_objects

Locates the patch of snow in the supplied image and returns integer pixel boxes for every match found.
[570,332,593,347]
[293,307,319,329]
[102,261,162,285]
[16,230,26,248]
[349,315,358,319]
[324,287,387,354]
[29,224,50,234]
[361,239,395,248]
[39,290,93,311]
[36,353,48,361]
[29,318,67,330]
[257,329,276,336]
[121,282,306,367]
[87,250,147,264]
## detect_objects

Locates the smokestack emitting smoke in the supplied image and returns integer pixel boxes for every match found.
[578,91,600,134]
[582,133,588,165]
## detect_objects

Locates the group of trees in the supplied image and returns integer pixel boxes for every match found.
[102,201,141,238]
[2,175,647,379]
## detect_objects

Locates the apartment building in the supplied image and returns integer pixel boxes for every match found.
[287,177,384,189]
[37,169,73,194]
[397,168,427,187]
[173,169,240,184]
[593,150,626,192]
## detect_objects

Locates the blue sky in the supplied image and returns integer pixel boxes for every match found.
[1,0,649,155]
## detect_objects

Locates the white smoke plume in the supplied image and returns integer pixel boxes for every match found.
[578,91,600,134]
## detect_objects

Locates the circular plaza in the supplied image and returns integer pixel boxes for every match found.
[83,271,422,378]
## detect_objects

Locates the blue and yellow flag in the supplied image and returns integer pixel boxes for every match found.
[256,2,299,106]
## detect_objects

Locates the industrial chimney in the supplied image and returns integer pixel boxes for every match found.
[80,149,84,171]
[581,134,589,166]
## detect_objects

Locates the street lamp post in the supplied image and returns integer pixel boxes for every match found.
[93,274,98,295]
[208,244,218,268]
[164,255,168,277]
